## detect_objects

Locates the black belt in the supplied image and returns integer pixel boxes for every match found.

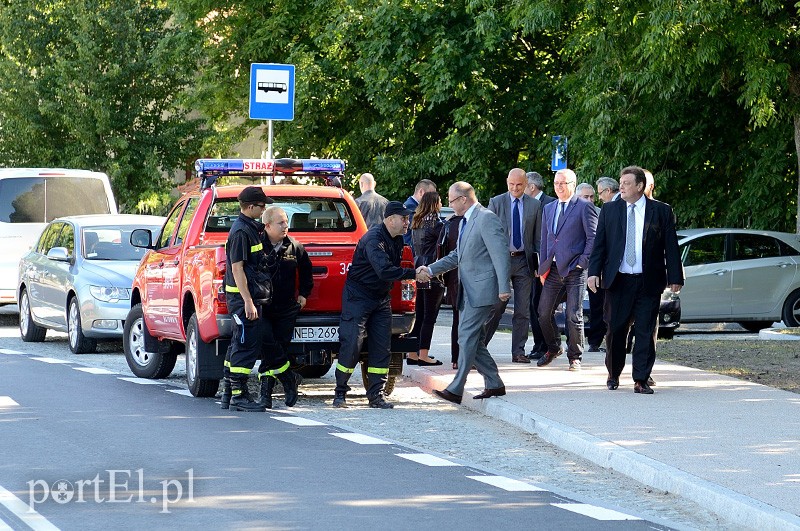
[618,272,642,277]
[510,251,525,257]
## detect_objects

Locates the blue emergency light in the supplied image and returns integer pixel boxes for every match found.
[196,158,346,190]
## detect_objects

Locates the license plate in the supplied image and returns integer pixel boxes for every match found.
[292,326,339,343]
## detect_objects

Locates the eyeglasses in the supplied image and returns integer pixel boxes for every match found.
[553,181,575,187]
[448,195,465,204]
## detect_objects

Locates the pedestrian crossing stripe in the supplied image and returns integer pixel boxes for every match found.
[74,367,116,375]
[0,397,19,407]
[331,432,390,445]
[466,475,546,491]
[117,377,165,385]
[396,453,461,467]
[30,357,71,364]
[271,416,327,426]
[551,503,641,520]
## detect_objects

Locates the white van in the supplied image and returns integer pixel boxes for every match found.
[0,168,117,305]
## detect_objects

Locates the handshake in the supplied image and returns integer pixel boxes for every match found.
[415,266,432,282]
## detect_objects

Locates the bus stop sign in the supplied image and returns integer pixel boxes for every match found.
[249,63,295,121]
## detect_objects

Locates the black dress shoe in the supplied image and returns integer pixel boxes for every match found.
[606,379,619,390]
[588,344,606,352]
[406,358,418,365]
[634,381,654,394]
[527,351,544,360]
[536,349,562,367]
[512,355,531,364]
[434,389,462,404]
[473,386,506,399]
[417,358,443,366]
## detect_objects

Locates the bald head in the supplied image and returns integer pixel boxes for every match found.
[507,168,526,199]
[359,173,376,193]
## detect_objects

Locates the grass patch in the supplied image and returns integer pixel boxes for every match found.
[658,339,800,393]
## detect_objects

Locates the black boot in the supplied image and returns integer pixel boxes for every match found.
[259,376,275,409]
[220,377,231,410]
[230,377,266,412]
[368,393,394,409]
[332,390,347,408]
[278,370,299,407]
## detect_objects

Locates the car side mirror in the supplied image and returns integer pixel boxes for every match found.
[130,229,153,249]
[47,247,71,262]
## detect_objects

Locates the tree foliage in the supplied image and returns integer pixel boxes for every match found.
[0,0,207,212]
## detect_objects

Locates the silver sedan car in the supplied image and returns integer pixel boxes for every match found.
[677,228,800,330]
[18,214,164,353]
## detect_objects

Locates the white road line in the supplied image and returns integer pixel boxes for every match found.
[0,484,60,531]
[0,397,19,408]
[331,432,390,445]
[73,367,116,375]
[271,416,327,426]
[0,517,13,530]
[166,389,194,397]
[552,503,641,521]
[466,475,546,492]
[117,377,164,385]
[30,357,71,364]
[0,349,23,355]
[396,453,461,467]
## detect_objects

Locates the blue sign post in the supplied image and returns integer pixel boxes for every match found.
[552,135,568,171]
[249,63,295,158]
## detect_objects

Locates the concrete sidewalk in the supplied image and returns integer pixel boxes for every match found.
[403,324,800,530]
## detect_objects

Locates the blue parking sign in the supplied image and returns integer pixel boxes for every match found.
[552,135,568,171]
[249,63,295,121]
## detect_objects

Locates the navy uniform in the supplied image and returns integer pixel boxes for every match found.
[257,232,313,408]
[334,202,416,408]
[220,186,272,412]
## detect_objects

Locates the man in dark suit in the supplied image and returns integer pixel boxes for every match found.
[588,166,683,394]
[525,171,555,359]
[537,169,598,371]
[484,168,542,363]
[419,181,511,404]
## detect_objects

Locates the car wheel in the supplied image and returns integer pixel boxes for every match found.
[296,363,332,379]
[737,321,773,333]
[123,303,177,379]
[782,290,800,327]
[67,297,97,354]
[185,313,219,397]
[19,288,47,342]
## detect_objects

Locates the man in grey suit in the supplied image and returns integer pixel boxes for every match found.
[418,182,511,404]
[484,168,542,363]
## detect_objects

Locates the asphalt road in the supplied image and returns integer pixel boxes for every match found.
[0,305,750,530]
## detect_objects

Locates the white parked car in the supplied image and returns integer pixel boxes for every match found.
[0,168,117,305]
[18,214,164,353]
[677,228,800,330]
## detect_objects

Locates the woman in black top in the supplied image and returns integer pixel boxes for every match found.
[407,191,444,366]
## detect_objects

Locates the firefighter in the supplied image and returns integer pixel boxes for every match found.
[333,201,418,409]
[220,186,273,412]
[257,206,314,408]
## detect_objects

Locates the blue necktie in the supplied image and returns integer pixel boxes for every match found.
[554,201,566,232]
[458,218,466,246]
[512,198,522,250]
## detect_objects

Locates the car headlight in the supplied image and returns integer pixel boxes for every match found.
[90,286,131,303]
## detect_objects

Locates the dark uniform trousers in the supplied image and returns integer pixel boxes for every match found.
[606,274,660,382]
[224,294,263,385]
[335,283,391,400]
[257,303,301,379]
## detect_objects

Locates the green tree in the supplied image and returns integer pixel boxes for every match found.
[172,0,567,199]
[516,0,799,231]
[0,0,207,212]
